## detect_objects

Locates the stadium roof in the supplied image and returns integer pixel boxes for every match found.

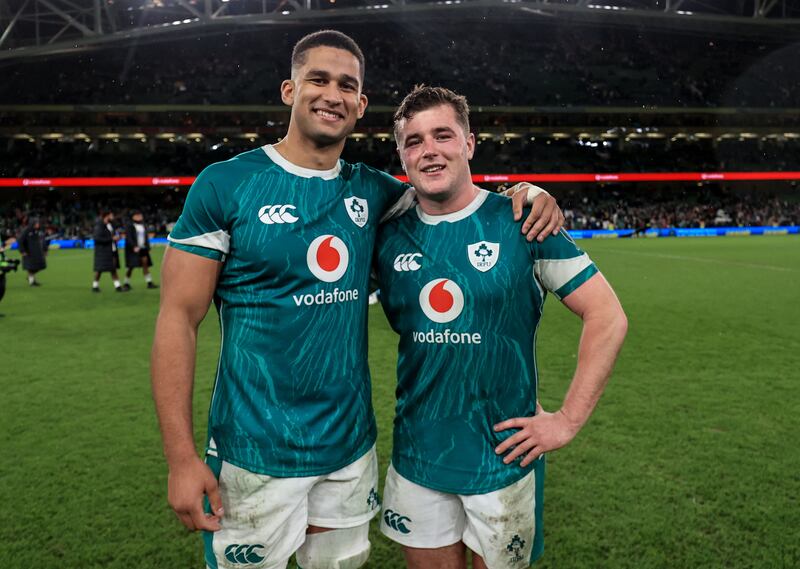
[2,0,800,61]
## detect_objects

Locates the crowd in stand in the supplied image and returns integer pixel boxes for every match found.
[0,193,182,242]
[556,189,800,230]
[2,188,798,245]
[3,133,799,179]
[2,19,799,241]
[2,21,799,108]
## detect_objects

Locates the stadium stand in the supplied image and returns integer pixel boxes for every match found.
[2,11,799,242]
[2,23,800,108]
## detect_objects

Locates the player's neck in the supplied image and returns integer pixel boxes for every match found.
[274,129,344,171]
[417,184,480,216]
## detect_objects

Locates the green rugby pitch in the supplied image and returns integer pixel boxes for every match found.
[0,236,798,568]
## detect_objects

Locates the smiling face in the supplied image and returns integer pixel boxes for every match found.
[281,46,368,147]
[396,103,476,205]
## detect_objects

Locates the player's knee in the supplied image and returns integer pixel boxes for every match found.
[295,524,371,569]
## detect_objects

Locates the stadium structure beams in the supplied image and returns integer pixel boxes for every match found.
[2,0,800,61]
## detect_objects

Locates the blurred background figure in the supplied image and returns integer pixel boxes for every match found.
[92,210,126,293]
[123,210,157,291]
[17,217,47,287]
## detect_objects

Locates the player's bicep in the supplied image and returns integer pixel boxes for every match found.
[160,246,222,326]
[559,272,619,319]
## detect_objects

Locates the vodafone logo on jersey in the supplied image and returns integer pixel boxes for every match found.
[307,235,349,283]
[419,278,464,323]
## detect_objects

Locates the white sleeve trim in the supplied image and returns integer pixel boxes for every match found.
[380,187,418,223]
[168,230,231,254]
[534,254,592,292]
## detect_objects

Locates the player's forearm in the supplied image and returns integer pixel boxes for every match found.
[559,305,627,432]
[151,309,202,467]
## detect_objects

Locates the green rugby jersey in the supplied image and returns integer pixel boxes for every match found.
[374,189,598,494]
[169,145,409,477]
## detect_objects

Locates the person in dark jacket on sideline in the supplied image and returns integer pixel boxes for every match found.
[92,210,127,293]
[18,217,48,287]
[123,210,158,291]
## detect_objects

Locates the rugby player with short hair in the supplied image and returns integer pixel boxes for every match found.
[151,31,564,569]
[374,85,628,569]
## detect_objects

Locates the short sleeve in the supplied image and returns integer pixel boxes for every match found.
[532,230,598,300]
[168,166,230,262]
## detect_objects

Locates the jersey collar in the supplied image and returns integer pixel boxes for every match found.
[262,144,342,180]
[415,188,489,225]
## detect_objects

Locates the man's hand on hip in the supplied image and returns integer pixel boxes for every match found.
[493,404,580,467]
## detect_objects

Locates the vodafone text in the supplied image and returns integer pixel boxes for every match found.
[411,329,482,344]
[293,288,359,306]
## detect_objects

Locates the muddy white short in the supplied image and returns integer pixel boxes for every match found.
[379,459,545,568]
[203,444,380,569]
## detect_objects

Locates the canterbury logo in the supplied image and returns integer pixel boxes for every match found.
[383,509,412,534]
[224,544,266,564]
[258,204,299,224]
[393,253,422,272]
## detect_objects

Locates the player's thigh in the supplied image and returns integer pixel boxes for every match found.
[306,444,380,528]
[380,463,465,548]
[203,454,318,569]
[461,459,545,569]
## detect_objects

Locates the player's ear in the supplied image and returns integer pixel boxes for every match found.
[466,131,476,160]
[357,93,368,119]
[280,79,295,106]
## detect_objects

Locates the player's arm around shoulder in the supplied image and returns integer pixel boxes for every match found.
[506,183,565,242]
[151,246,224,532]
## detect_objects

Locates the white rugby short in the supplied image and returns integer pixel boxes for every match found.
[380,463,542,569]
[204,445,379,569]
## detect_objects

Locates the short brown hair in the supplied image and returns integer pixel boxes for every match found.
[291,30,365,83]
[393,85,470,141]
